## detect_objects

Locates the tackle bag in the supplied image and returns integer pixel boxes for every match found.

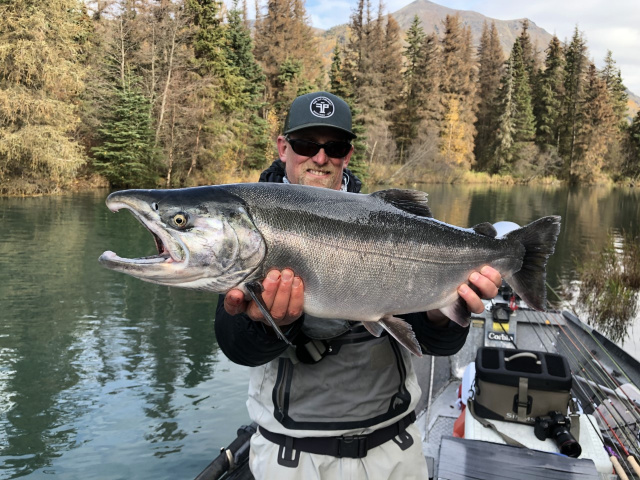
[472,347,572,424]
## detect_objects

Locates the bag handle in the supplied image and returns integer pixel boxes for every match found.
[505,352,541,364]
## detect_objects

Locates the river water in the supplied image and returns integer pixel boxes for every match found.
[1,184,639,479]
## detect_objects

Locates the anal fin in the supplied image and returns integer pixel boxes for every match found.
[245,281,293,346]
[379,316,423,357]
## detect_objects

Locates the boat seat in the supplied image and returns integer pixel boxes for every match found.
[436,436,600,479]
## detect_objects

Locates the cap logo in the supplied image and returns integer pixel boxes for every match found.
[310,97,335,118]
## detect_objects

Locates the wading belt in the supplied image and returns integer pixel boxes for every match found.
[259,411,416,465]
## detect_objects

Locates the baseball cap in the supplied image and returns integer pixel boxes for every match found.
[283,91,356,139]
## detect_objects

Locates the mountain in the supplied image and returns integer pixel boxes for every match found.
[391,0,555,57]
[315,0,638,111]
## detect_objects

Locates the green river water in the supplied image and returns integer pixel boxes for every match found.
[1,184,639,479]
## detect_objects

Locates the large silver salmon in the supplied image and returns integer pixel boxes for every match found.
[99,183,561,356]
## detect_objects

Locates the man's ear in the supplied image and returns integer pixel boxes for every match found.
[277,136,288,162]
[342,145,354,168]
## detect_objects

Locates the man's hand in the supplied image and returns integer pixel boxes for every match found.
[427,266,502,327]
[224,269,304,327]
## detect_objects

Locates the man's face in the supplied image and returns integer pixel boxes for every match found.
[277,127,354,190]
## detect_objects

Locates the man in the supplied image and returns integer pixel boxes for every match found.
[215,91,501,479]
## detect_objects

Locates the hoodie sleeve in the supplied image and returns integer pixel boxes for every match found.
[214,294,304,367]
[400,312,470,356]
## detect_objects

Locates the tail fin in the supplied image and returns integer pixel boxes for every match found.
[504,216,561,311]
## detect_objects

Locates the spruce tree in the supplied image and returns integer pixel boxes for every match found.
[382,15,404,136]
[253,0,322,117]
[438,14,476,168]
[474,21,504,170]
[92,73,159,188]
[510,39,536,142]
[625,112,640,178]
[0,0,89,194]
[535,36,565,149]
[395,15,426,155]
[560,27,589,177]
[572,63,616,182]
[495,57,517,173]
[600,51,628,129]
[226,0,270,169]
[329,44,367,180]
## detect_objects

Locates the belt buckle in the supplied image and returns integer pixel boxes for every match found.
[337,435,368,458]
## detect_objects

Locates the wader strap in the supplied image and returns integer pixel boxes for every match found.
[517,377,529,422]
[467,400,526,448]
[259,411,416,467]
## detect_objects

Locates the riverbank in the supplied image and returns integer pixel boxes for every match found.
[3,163,639,197]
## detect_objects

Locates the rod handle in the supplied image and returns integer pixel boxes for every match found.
[627,455,640,477]
[611,456,629,480]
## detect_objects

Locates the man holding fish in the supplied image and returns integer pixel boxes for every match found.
[215,91,503,479]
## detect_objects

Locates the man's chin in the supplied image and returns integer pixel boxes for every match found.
[300,173,340,189]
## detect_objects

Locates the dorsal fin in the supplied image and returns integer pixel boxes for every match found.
[473,222,497,237]
[370,189,432,217]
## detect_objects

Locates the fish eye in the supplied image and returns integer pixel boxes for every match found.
[172,213,188,228]
[152,202,159,211]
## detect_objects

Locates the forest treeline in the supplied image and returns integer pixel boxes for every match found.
[1,0,640,195]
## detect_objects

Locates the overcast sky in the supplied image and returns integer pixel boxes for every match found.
[248,0,640,95]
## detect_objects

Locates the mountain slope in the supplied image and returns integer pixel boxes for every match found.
[392,0,554,56]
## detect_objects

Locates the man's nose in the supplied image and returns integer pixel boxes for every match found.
[312,148,329,165]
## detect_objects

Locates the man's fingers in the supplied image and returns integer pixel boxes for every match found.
[269,269,294,321]
[480,266,502,288]
[224,288,248,316]
[458,283,484,314]
[245,270,281,321]
[469,269,499,300]
[287,276,304,321]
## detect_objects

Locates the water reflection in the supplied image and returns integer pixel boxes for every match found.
[0,192,249,479]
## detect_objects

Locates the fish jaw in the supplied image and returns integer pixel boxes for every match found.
[99,188,267,291]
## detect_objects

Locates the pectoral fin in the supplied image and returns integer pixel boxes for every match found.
[379,316,423,357]
[362,321,384,337]
[245,281,293,346]
[439,296,472,327]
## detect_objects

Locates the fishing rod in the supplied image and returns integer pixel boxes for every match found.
[547,281,640,393]
[550,315,640,477]
[527,306,640,478]
[523,308,637,479]
[560,318,640,427]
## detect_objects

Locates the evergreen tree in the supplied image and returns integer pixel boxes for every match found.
[343,0,393,164]
[624,112,640,178]
[253,0,322,117]
[329,43,368,179]
[92,73,159,187]
[474,21,504,170]
[225,0,270,169]
[560,27,589,177]
[438,14,476,168]
[535,36,565,148]
[572,63,617,182]
[600,51,628,128]
[382,15,404,134]
[494,57,517,173]
[0,0,89,194]
[518,19,539,87]
[395,15,426,154]
[510,39,536,142]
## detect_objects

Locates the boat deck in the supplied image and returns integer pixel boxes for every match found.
[414,303,640,480]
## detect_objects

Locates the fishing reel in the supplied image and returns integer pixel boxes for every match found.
[534,411,582,458]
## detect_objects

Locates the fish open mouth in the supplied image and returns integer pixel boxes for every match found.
[99,200,186,267]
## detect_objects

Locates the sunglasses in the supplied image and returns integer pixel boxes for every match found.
[286,136,352,158]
